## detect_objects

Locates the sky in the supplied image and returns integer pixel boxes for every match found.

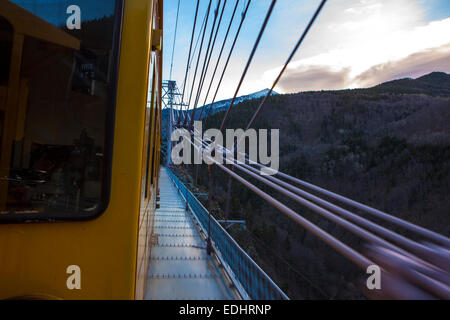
[164,0,450,106]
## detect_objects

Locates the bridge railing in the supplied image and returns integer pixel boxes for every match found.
[166,167,289,300]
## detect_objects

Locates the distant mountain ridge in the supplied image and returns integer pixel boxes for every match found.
[162,88,278,124]
[360,72,450,97]
[162,72,450,129]
[191,88,279,120]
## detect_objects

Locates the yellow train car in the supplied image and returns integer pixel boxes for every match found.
[0,0,163,299]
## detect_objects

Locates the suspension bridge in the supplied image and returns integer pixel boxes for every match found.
[154,0,450,300]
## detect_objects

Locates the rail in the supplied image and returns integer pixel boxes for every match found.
[166,167,289,300]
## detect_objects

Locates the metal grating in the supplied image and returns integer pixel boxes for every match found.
[145,168,236,300]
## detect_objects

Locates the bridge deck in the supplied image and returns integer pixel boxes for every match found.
[145,168,237,300]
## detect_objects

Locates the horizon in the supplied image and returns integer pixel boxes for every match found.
[164,0,450,108]
[165,70,448,111]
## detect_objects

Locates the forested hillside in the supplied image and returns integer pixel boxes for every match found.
[172,72,450,299]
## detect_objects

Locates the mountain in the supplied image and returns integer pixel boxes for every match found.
[191,88,279,120]
[162,88,278,124]
[186,71,450,299]
[357,72,450,97]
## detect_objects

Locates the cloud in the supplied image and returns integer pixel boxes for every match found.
[278,66,351,92]
[265,0,450,92]
[277,44,450,92]
[356,44,450,87]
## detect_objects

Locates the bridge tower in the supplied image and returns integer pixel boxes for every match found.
[162,80,187,165]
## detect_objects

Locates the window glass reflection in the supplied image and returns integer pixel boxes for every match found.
[0,0,119,218]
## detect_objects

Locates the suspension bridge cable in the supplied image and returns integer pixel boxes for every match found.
[245,231,331,299]
[169,0,181,80]
[178,2,213,125]
[180,0,201,115]
[187,136,374,270]
[219,0,277,131]
[255,163,450,247]
[230,159,443,267]
[190,0,228,126]
[186,0,214,118]
[244,0,326,131]
[187,133,450,299]
[193,127,450,263]
[204,0,252,118]
[206,0,276,217]
[203,126,450,250]
[220,0,327,207]
[191,136,331,298]
[198,0,240,120]
[179,13,208,123]
[191,125,450,267]
[180,11,208,98]
[199,0,449,248]
[190,0,226,126]
[209,121,450,249]
[170,0,450,299]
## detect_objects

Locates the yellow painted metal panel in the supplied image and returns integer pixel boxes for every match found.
[0,0,161,300]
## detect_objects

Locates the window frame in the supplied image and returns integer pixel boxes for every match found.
[0,0,125,224]
[144,62,156,199]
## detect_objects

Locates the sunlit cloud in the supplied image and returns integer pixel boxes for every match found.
[356,43,450,87]
[265,0,450,92]
[276,66,352,92]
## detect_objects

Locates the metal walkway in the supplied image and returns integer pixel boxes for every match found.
[145,168,237,300]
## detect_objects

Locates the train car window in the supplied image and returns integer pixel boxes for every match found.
[0,0,123,222]
[0,17,13,86]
